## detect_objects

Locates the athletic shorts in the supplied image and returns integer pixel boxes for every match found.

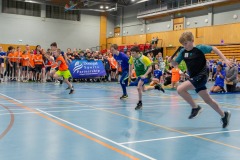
[56,70,72,79]
[129,77,150,86]
[189,74,208,93]
[35,65,42,73]
[46,67,51,72]
[22,66,28,71]
[0,58,4,64]
[29,67,35,72]
[214,84,224,89]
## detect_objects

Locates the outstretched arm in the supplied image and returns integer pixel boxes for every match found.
[212,47,232,67]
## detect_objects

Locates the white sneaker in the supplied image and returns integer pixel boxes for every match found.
[54,80,60,85]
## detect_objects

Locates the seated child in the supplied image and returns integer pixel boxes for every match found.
[210,64,226,93]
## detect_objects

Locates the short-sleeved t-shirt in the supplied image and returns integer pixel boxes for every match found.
[153,69,162,79]
[113,52,129,71]
[56,55,68,71]
[175,45,212,78]
[129,54,152,77]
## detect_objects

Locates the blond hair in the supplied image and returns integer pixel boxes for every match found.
[179,31,194,44]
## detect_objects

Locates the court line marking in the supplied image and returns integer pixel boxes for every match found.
[57,97,240,151]
[0,102,189,112]
[4,85,240,151]
[0,104,189,115]
[0,104,15,139]
[26,83,240,151]
[0,95,154,160]
[37,109,156,160]
[119,129,240,144]
[0,93,23,103]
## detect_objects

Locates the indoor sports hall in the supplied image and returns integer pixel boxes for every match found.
[1,0,240,160]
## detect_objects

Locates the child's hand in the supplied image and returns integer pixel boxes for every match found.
[225,59,233,68]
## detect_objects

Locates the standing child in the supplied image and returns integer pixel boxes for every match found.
[33,50,43,82]
[129,46,164,110]
[170,63,183,89]
[53,49,74,94]
[110,44,130,99]
[168,31,231,128]
[0,46,6,82]
[21,50,29,82]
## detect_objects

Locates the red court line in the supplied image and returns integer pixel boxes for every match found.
[0,104,15,139]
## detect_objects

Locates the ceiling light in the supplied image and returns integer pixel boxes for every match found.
[105,6,109,9]
[100,5,103,9]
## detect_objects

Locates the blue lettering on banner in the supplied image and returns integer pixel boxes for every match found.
[69,60,106,78]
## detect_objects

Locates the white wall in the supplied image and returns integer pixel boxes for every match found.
[0,6,100,51]
[110,2,240,36]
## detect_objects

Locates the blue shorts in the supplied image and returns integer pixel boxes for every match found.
[0,58,4,64]
[189,74,208,93]
[129,77,150,86]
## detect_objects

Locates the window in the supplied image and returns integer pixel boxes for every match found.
[2,0,41,17]
[46,5,80,21]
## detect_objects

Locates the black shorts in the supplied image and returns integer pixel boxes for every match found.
[29,67,35,72]
[0,58,4,64]
[35,65,42,73]
[111,68,117,72]
[189,74,208,93]
[46,67,51,72]
[22,66,28,71]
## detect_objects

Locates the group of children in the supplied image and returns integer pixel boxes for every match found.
[0,42,74,94]
[112,31,232,129]
[0,31,234,128]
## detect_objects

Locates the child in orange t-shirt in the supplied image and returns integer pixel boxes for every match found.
[33,50,43,82]
[21,50,29,82]
[53,48,74,94]
[28,51,35,81]
[170,62,183,89]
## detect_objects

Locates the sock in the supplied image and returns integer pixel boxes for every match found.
[139,100,142,104]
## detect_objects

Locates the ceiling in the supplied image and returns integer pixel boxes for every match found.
[30,0,148,12]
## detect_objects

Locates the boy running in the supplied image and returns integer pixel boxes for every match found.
[168,31,231,128]
[110,44,130,99]
[129,46,164,110]
[53,49,74,94]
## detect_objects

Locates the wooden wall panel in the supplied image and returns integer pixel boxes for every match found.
[0,44,36,52]
[100,13,107,50]
[106,23,240,51]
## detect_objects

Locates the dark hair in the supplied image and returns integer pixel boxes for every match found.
[218,64,223,68]
[8,46,14,51]
[130,46,140,53]
[50,42,57,47]
[110,44,118,50]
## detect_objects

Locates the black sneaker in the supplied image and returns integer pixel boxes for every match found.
[188,106,203,119]
[154,84,165,93]
[59,79,63,85]
[120,95,128,99]
[135,102,142,110]
[69,86,74,94]
[221,111,231,128]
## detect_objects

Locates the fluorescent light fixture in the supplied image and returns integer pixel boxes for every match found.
[136,0,149,4]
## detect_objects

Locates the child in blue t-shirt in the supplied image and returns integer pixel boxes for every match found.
[211,61,217,81]
[210,64,226,93]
